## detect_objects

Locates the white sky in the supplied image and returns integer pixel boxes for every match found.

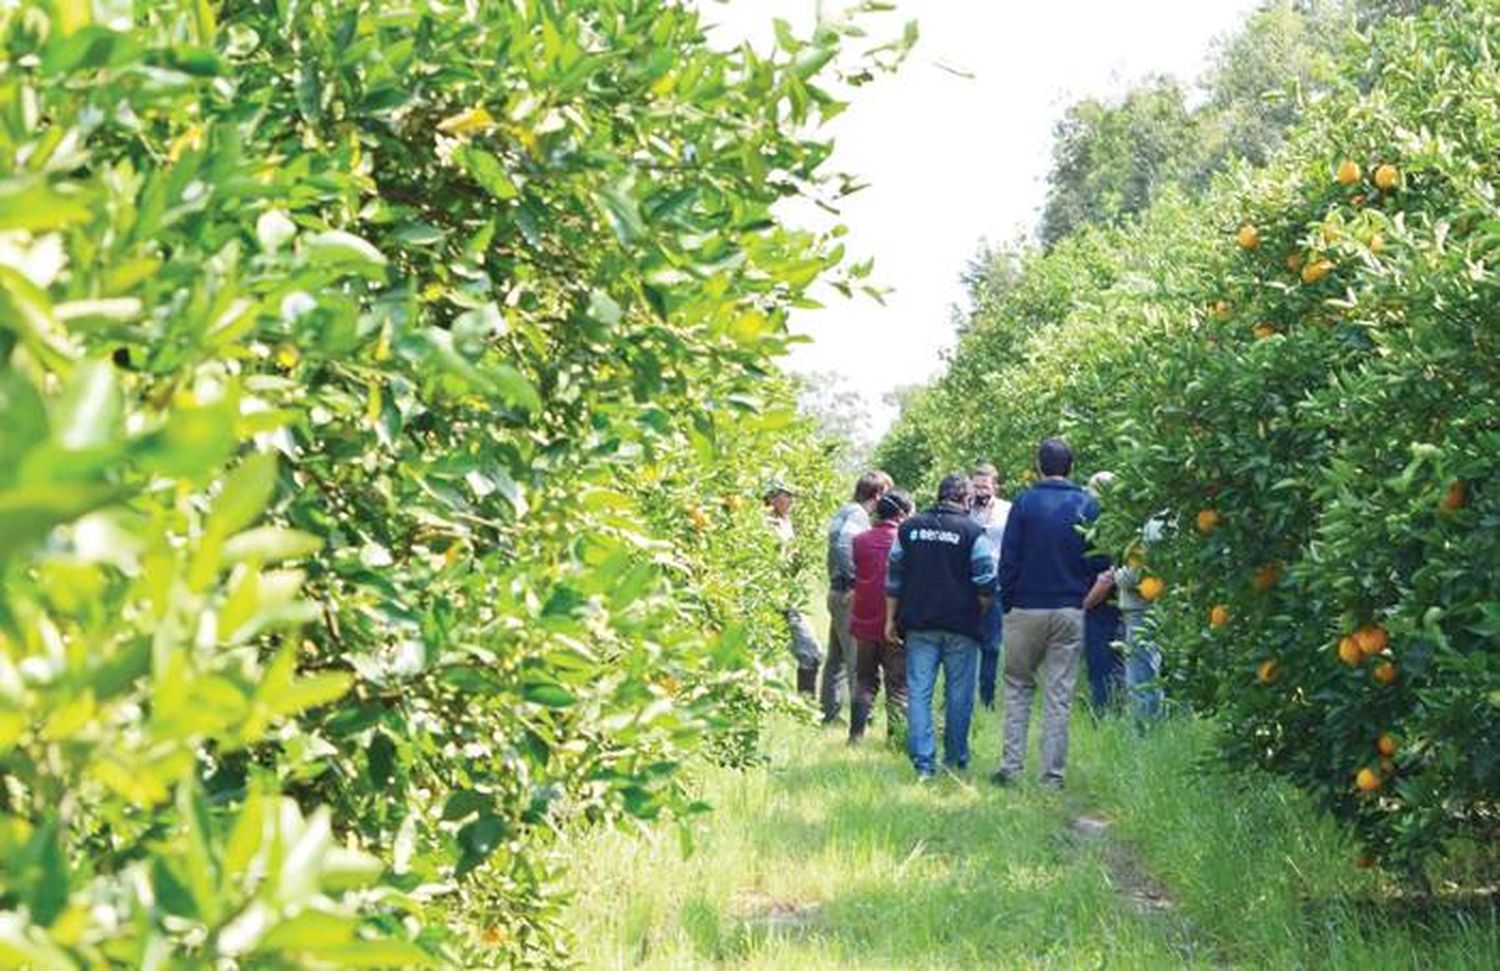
[698,0,1261,440]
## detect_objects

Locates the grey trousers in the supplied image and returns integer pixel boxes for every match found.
[820,588,857,721]
[786,609,822,670]
[999,607,1084,784]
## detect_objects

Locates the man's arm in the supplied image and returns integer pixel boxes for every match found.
[830,515,859,590]
[1082,570,1115,610]
[971,531,999,615]
[884,534,905,644]
[997,497,1024,611]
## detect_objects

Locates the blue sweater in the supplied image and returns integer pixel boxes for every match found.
[998,479,1102,611]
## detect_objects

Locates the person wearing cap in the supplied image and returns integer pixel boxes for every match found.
[848,489,914,744]
[764,481,822,697]
[970,463,1011,709]
[822,470,893,725]
[884,474,997,780]
[993,438,1105,789]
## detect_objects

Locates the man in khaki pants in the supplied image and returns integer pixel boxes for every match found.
[992,438,1103,789]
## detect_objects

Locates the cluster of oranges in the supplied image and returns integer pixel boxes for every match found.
[1336,624,1396,684]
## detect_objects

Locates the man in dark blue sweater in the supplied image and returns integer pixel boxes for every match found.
[994,438,1102,789]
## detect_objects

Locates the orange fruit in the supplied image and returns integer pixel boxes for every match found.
[1211,299,1231,320]
[1209,605,1230,628]
[1337,636,1363,667]
[1285,252,1305,272]
[1355,767,1381,792]
[1369,232,1385,255]
[1354,625,1388,656]
[1236,223,1260,250]
[1301,258,1333,284]
[1376,733,1398,757]
[1336,158,1361,185]
[1253,324,1275,340]
[1195,508,1220,534]
[688,508,710,531]
[1252,562,1281,593]
[1373,661,1398,685]
[1257,658,1281,685]
[1373,163,1400,190]
[1138,576,1165,602]
[1438,480,1465,513]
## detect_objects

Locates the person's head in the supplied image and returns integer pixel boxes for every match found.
[971,462,1000,507]
[852,469,893,509]
[875,489,914,524]
[1085,470,1115,498]
[763,483,795,516]
[936,472,972,510]
[1036,438,1074,479]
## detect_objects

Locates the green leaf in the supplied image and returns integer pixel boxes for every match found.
[213,452,280,537]
[303,230,388,277]
[0,482,125,551]
[521,682,575,708]
[0,177,93,231]
[453,145,519,201]
[222,527,323,564]
[53,358,123,451]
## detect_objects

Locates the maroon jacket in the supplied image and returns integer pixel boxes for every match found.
[851,521,898,642]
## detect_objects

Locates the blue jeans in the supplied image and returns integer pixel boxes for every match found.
[1084,605,1124,714]
[1123,611,1163,722]
[977,602,1003,707]
[904,630,979,775]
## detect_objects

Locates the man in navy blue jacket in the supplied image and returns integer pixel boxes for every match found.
[885,474,998,780]
[994,438,1102,789]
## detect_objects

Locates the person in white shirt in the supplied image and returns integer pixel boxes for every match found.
[970,463,1010,708]
[765,481,822,697]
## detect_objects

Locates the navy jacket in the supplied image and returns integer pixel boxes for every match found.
[886,503,998,639]
[999,479,1103,611]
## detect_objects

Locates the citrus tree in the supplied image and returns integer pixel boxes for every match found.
[0,0,894,963]
[878,1,1497,877]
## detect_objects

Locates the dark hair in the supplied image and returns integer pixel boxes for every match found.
[852,469,893,504]
[1037,438,1073,478]
[937,472,972,507]
[876,489,914,522]
[971,462,999,480]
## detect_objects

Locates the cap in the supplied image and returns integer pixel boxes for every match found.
[762,479,796,500]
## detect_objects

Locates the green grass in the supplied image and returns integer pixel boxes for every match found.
[561,702,1499,969]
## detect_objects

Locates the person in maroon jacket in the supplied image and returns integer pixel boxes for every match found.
[848,490,914,744]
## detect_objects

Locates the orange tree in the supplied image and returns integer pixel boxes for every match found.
[877,2,1497,876]
[0,0,892,964]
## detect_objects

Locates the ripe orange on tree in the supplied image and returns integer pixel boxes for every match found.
[1195,508,1220,533]
[1373,661,1398,685]
[1373,163,1400,190]
[1257,658,1281,685]
[1354,624,1388,656]
[1138,576,1165,602]
[1338,636,1364,667]
[1368,232,1385,255]
[1355,767,1382,792]
[1253,323,1276,340]
[1236,223,1260,249]
[1336,158,1361,185]
[1209,604,1230,628]
[1211,299,1231,320]
[1377,733,1399,757]
[1285,251,1305,272]
[1252,562,1281,592]
[1439,480,1465,513]
[1301,258,1334,284]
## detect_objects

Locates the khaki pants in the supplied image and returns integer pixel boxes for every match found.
[999,607,1084,785]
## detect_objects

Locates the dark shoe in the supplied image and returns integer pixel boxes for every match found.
[796,668,818,698]
[849,701,871,741]
[1039,776,1064,791]
[989,770,1016,788]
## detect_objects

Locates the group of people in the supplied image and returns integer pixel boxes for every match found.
[764,437,1163,785]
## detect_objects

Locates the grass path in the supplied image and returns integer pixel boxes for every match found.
[561,702,1499,969]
